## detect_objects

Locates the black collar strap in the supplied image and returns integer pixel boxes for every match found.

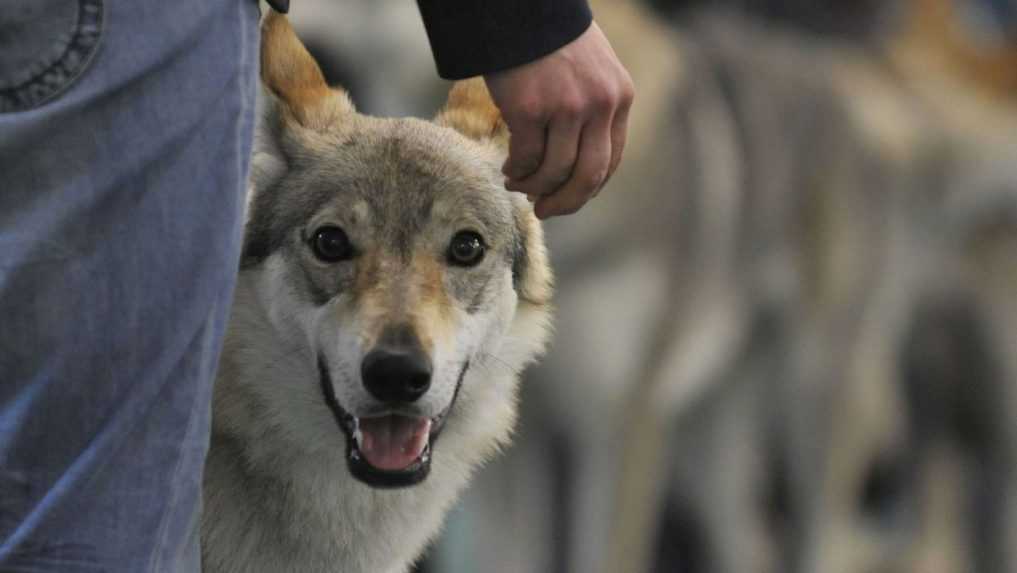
[266,0,289,14]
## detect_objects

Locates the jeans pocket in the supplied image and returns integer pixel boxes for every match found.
[0,0,104,113]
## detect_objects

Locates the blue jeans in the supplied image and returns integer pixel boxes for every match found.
[0,0,259,570]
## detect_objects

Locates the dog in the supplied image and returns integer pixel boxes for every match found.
[200,12,552,573]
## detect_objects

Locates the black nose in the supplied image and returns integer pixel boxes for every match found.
[361,328,433,404]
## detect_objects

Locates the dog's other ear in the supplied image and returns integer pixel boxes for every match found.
[436,78,508,145]
[512,206,553,306]
[260,11,354,130]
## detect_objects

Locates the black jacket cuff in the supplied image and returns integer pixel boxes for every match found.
[417,0,593,80]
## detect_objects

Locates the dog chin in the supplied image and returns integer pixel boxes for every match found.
[316,356,469,489]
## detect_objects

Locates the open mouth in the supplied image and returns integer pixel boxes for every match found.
[317,356,467,488]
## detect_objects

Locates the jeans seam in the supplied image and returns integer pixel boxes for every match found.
[0,0,106,113]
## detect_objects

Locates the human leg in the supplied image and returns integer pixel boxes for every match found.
[0,0,259,570]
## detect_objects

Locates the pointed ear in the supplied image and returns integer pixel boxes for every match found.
[436,78,508,144]
[260,11,354,129]
[512,205,553,306]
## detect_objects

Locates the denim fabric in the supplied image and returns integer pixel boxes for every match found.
[0,0,104,112]
[0,0,259,571]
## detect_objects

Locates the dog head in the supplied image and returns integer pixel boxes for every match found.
[229,12,551,489]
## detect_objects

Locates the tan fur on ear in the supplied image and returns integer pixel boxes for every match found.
[436,79,508,142]
[513,206,553,306]
[261,11,354,129]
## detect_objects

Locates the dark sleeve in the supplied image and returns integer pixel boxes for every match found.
[416,0,593,80]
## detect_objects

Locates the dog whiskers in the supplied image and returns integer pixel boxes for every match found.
[475,352,514,375]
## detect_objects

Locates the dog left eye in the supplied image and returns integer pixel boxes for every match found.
[447,231,485,267]
[310,226,354,262]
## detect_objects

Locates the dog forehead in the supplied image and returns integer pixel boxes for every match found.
[321,119,510,229]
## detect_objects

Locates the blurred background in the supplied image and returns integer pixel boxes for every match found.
[286,1,1017,571]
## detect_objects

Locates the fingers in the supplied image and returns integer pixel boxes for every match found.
[484,19,635,219]
[507,70,634,218]
[603,83,633,189]
[533,113,612,219]
[505,113,582,198]
[501,111,548,181]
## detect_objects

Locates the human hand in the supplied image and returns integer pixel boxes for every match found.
[484,22,634,219]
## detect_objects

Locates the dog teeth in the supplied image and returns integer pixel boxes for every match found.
[351,417,363,449]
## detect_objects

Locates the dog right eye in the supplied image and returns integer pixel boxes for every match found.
[310,226,354,262]
[447,231,485,267]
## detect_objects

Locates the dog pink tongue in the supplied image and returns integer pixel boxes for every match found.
[359,415,432,471]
